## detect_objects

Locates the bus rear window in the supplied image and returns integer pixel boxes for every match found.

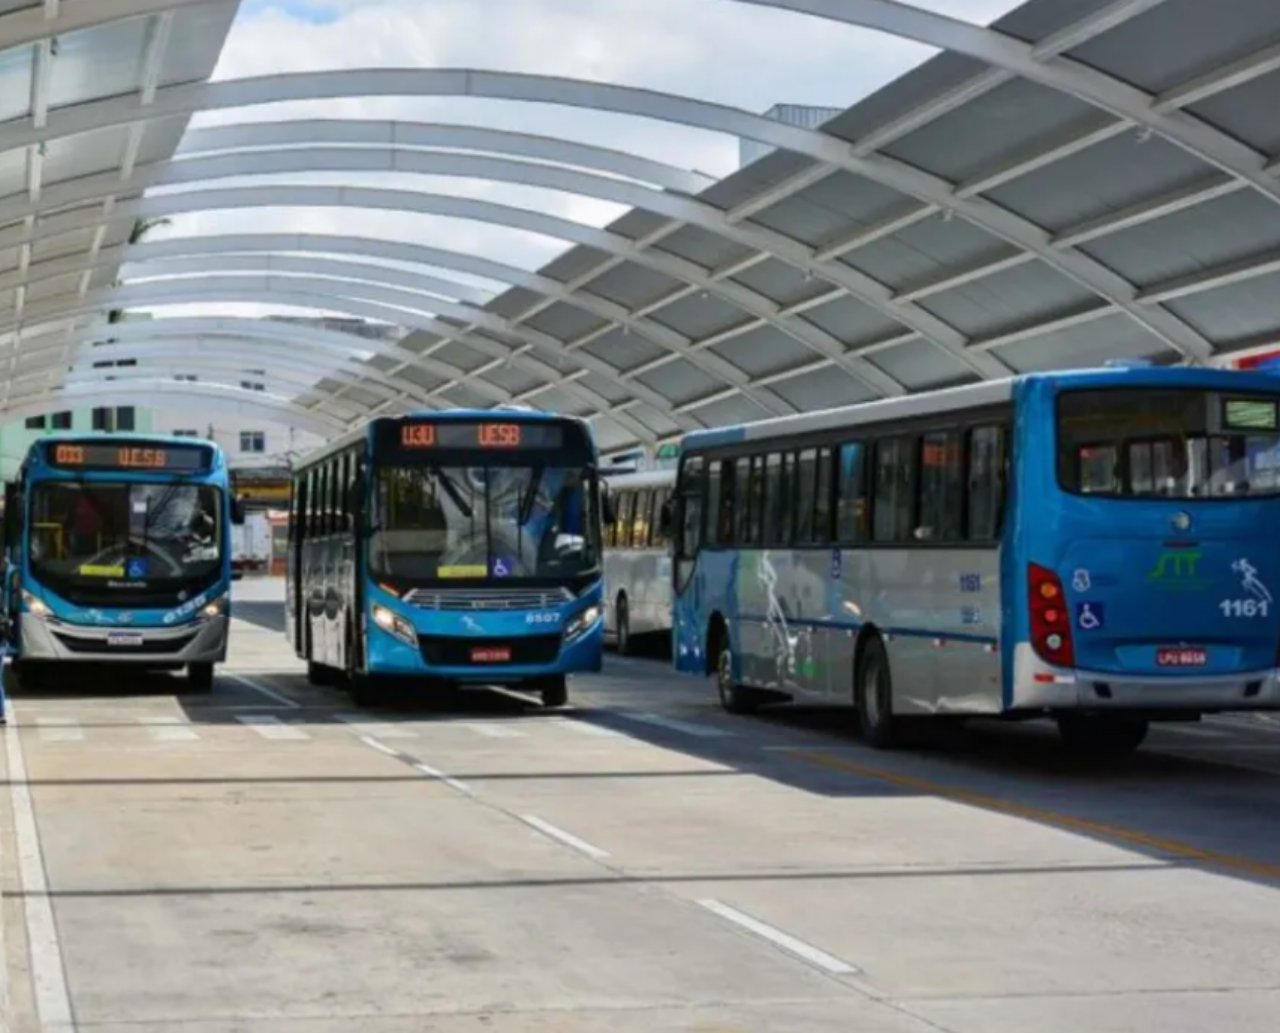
[1058,389,1280,498]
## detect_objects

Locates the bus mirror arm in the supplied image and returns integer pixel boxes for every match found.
[658,497,674,537]
[231,496,247,526]
[601,486,617,526]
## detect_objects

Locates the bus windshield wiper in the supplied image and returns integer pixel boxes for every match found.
[433,468,473,520]
[518,465,543,527]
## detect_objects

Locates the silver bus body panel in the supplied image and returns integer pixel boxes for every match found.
[731,547,1003,715]
[603,548,672,639]
[20,614,229,664]
[1010,643,1280,710]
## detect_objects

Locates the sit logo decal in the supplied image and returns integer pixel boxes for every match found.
[1146,548,1206,591]
[1221,558,1273,619]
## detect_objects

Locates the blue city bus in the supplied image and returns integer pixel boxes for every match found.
[669,365,1280,755]
[2,435,238,692]
[286,409,608,707]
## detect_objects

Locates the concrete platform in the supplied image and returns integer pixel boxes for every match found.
[4,578,1280,1031]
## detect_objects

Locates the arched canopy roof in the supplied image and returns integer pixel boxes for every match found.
[3,0,1280,452]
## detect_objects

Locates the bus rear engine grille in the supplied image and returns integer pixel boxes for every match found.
[419,634,562,666]
[403,588,573,611]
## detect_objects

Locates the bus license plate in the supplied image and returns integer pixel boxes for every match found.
[1157,647,1207,668]
[107,631,144,648]
[471,646,511,663]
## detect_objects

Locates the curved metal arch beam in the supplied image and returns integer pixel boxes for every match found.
[6,186,912,398]
[7,145,924,396]
[0,0,222,51]
[0,70,1210,365]
[5,289,668,445]
[8,272,696,426]
[0,384,344,438]
[3,315,633,434]
[177,119,715,195]
[732,0,1280,207]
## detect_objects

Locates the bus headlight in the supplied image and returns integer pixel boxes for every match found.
[564,604,601,641]
[200,596,226,621]
[22,591,49,618]
[372,604,416,646]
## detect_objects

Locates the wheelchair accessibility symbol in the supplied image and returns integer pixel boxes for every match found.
[1075,602,1104,631]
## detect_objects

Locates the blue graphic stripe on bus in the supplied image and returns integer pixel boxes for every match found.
[738,613,997,646]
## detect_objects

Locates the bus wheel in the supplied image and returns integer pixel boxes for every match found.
[615,595,632,656]
[1056,714,1148,757]
[856,635,898,748]
[187,663,214,693]
[539,675,568,708]
[716,634,759,714]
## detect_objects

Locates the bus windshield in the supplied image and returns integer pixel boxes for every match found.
[1058,388,1280,499]
[29,481,223,587]
[370,463,599,582]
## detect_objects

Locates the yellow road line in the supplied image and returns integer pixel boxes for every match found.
[791,749,1280,882]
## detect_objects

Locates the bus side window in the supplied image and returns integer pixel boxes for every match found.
[676,456,705,559]
[814,446,834,544]
[968,426,1007,541]
[836,442,867,543]
[633,490,651,548]
[714,459,737,546]
[762,453,783,544]
[779,453,795,544]
[733,458,752,545]
[652,489,671,550]
[918,429,964,542]
[795,448,817,543]
[874,437,916,543]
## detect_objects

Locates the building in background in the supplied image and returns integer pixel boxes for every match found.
[739,104,844,167]
[0,406,154,479]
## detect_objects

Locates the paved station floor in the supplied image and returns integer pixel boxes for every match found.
[3,579,1280,1032]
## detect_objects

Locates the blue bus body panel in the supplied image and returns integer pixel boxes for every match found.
[1010,373,1280,693]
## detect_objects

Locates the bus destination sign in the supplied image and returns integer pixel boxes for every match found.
[46,441,211,473]
[398,421,564,450]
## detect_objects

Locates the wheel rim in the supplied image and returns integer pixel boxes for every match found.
[717,644,733,706]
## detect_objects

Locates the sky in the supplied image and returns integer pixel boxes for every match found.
[146,0,1024,326]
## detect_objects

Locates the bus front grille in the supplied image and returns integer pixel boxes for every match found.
[419,634,562,667]
[52,632,199,655]
[403,587,573,611]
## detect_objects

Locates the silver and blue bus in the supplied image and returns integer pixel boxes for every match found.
[3,435,236,692]
[287,410,607,707]
[670,366,1280,755]
[602,468,675,654]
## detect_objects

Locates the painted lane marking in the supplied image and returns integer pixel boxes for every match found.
[412,761,473,796]
[35,717,84,743]
[359,735,402,758]
[234,714,310,741]
[4,721,75,1028]
[791,750,1280,882]
[226,674,300,709]
[547,717,627,739]
[520,814,610,860]
[623,712,733,739]
[137,715,199,742]
[335,714,418,739]
[1162,724,1231,739]
[698,899,858,975]
[459,722,525,739]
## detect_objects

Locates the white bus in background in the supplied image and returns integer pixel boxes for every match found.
[603,469,676,653]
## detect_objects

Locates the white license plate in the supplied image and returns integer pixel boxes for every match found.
[106,631,144,648]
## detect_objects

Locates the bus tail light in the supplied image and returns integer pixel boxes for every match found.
[1029,564,1074,667]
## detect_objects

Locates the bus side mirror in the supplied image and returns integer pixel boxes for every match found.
[601,486,617,526]
[231,497,246,526]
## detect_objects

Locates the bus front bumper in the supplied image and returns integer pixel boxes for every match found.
[367,623,603,685]
[1011,643,1280,711]
[20,615,229,665]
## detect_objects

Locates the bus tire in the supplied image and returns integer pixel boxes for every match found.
[1056,714,1148,757]
[615,594,632,655]
[540,675,568,708]
[716,632,760,714]
[855,634,898,749]
[187,663,214,693]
